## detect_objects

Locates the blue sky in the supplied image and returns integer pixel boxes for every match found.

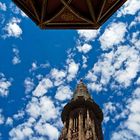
[0,0,140,140]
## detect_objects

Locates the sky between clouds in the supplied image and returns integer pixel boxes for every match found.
[0,0,140,140]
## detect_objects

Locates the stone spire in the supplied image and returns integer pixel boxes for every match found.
[59,81,103,140]
[72,79,92,100]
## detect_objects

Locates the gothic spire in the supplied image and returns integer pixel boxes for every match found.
[59,81,104,140]
[72,80,92,100]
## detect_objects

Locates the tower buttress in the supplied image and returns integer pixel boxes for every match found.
[59,81,103,140]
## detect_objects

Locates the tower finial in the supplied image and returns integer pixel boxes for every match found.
[72,79,91,100]
[80,78,83,83]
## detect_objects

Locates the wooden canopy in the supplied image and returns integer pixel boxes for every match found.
[12,0,127,29]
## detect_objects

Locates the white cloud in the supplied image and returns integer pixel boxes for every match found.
[117,0,140,17]
[30,62,38,71]
[86,45,140,91]
[67,60,79,82]
[39,96,58,121]
[0,2,7,11]
[40,63,50,69]
[86,51,114,91]
[12,48,21,65]
[99,22,127,50]
[26,98,41,119]
[10,92,59,139]
[114,46,140,87]
[10,96,59,139]
[112,130,135,140]
[13,48,20,55]
[136,77,140,85]
[87,82,102,92]
[130,31,140,51]
[29,62,50,72]
[82,55,88,68]
[12,57,21,65]
[0,133,1,139]
[77,43,92,54]
[0,73,12,97]
[35,122,59,140]
[26,96,57,121]
[13,111,25,120]
[51,68,66,86]
[33,78,53,97]
[103,102,124,124]
[114,108,129,122]
[0,109,4,125]
[77,29,99,41]
[9,2,27,17]
[9,123,34,140]
[6,117,13,126]
[24,77,35,94]
[111,88,140,140]
[55,85,73,101]
[0,14,5,25]
[3,17,22,38]
[129,12,140,27]
[10,116,59,140]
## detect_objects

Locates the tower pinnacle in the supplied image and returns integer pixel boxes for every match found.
[73,80,91,101]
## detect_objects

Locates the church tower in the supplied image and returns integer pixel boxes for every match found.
[59,80,103,140]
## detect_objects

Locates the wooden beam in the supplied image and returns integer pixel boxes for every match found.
[41,0,47,22]
[99,0,121,22]
[86,0,96,22]
[60,0,93,24]
[28,0,40,22]
[12,0,38,22]
[97,0,107,22]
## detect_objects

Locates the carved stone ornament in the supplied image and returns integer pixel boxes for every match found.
[85,129,93,140]
[61,127,67,138]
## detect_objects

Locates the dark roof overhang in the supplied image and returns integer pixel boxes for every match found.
[12,0,128,29]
